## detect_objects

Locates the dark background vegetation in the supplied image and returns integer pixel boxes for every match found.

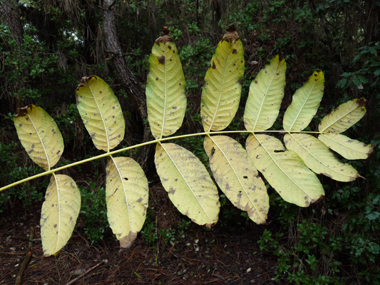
[1,0,379,284]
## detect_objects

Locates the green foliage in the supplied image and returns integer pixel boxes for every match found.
[79,183,108,244]
[0,23,59,104]
[0,141,44,212]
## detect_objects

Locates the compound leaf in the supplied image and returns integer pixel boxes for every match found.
[246,134,324,207]
[283,70,325,132]
[76,76,125,152]
[201,25,245,132]
[40,174,81,257]
[319,98,366,134]
[106,156,148,248]
[14,104,63,171]
[155,143,219,227]
[146,27,187,139]
[285,134,359,182]
[244,55,286,131]
[204,135,269,224]
[318,133,374,160]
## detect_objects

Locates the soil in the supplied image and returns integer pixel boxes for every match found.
[0,183,280,285]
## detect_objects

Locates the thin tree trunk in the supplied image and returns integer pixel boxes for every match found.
[0,0,23,45]
[103,0,152,171]
[0,0,30,111]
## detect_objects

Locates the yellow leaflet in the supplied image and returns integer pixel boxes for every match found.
[76,76,125,152]
[14,105,64,171]
[201,26,245,132]
[204,135,268,224]
[246,134,324,207]
[146,28,187,139]
[318,133,374,160]
[319,98,366,134]
[155,143,219,227]
[244,55,286,131]
[106,156,148,248]
[283,70,325,132]
[285,134,359,182]
[40,174,81,257]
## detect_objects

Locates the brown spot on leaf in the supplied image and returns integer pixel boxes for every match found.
[232,49,237,54]
[212,61,216,69]
[158,55,165,65]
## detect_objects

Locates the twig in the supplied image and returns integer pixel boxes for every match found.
[15,252,32,285]
[15,228,34,285]
[0,252,26,255]
[65,260,105,285]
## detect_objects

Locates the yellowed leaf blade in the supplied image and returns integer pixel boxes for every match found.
[146,29,187,139]
[318,98,366,134]
[155,143,219,227]
[41,174,81,257]
[246,134,324,207]
[244,55,286,131]
[14,105,64,171]
[76,76,125,152]
[283,70,325,132]
[284,134,359,182]
[204,135,269,224]
[106,156,148,248]
[201,27,245,132]
[318,133,374,160]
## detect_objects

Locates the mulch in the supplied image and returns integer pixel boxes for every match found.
[1,183,280,285]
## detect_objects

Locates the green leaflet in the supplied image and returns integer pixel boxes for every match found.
[283,70,325,132]
[201,26,245,132]
[244,55,286,131]
[155,143,220,227]
[14,105,64,171]
[146,27,187,139]
[285,133,359,182]
[246,134,325,207]
[76,76,125,152]
[204,135,269,224]
[318,133,374,160]
[41,174,81,256]
[319,98,367,134]
[106,156,148,248]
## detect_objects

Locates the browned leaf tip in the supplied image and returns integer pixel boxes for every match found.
[278,53,284,62]
[76,75,96,90]
[367,144,375,157]
[15,105,33,118]
[155,26,172,44]
[357,97,366,107]
[119,231,138,248]
[222,24,240,43]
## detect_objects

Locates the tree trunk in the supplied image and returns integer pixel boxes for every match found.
[0,0,30,111]
[0,0,23,45]
[102,0,152,171]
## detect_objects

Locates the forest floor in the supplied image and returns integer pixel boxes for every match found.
[0,183,282,285]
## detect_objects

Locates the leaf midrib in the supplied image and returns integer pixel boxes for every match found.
[87,81,110,152]
[254,134,312,200]
[319,101,361,133]
[287,77,318,132]
[209,136,265,223]
[160,143,212,223]
[28,112,50,170]
[207,44,232,132]
[288,134,354,180]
